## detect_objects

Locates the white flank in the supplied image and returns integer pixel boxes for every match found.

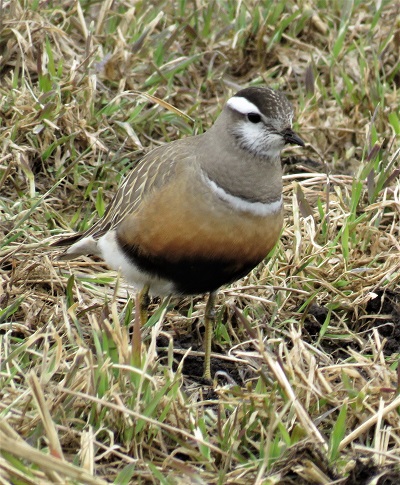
[67,236,100,256]
[202,172,282,217]
[227,96,261,115]
[97,231,175,296]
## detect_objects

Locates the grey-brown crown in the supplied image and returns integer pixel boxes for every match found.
[233,86,294,123]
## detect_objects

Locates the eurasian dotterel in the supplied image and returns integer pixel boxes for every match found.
[55,86,304,380]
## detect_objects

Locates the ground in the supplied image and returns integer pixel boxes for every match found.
[1,1,400,483]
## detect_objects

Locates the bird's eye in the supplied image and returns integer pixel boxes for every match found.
[247,113,261,123]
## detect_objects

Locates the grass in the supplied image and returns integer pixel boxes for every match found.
[1,0,400,483]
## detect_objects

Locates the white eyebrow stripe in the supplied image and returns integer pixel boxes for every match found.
[202,171,282,217]
[227,96,262,115]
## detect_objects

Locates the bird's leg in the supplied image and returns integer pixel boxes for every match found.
[131,284,150,367]
[203,291,217,380]
[138,284,150,325]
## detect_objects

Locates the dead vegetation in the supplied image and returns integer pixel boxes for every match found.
[1,0,400,483]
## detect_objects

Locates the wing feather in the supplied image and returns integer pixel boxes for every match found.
[53,137,198,249]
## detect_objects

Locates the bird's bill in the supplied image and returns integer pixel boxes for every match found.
[283,129,305,147]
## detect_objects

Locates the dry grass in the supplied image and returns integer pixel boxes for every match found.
[1,0,400,483]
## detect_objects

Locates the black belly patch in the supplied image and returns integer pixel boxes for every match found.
[118,241,262,295]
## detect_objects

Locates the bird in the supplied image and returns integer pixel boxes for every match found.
[54,86,304,380]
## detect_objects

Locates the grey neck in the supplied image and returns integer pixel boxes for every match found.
[198,111,283,204]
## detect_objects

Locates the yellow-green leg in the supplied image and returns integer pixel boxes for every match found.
[203,291,217,380]
[138,284,150,325]
[132,284,150,367]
